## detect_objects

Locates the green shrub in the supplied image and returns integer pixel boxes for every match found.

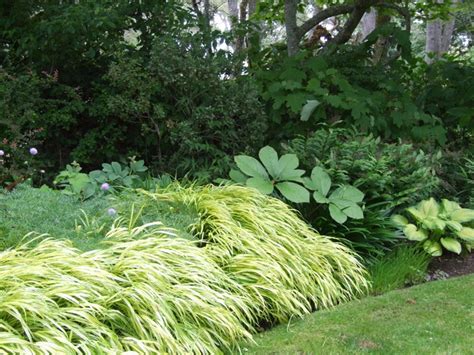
[393,198,474,256]
[368,244,431,295]
[286,127,441,210]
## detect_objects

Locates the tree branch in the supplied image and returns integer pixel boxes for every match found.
[374,2,411,33]
[297,4,355,39]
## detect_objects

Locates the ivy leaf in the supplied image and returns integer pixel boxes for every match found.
[329,204,347,224]
[246,177,274,195]
[259,146,280,179]
[310,167,331,196]
[300,100,321,122]
[275,182,310,203]
[440,237,462,254]
[235,155,269,179]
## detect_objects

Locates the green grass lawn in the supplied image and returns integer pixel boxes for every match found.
[0,185,198,251]
[244,274,474,354]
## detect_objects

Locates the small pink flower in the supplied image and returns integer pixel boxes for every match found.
[107,208,117,216]
[0,150,4,156]
[101,182,110,191]
[29,147,38,155]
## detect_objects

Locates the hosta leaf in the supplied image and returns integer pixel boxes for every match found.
[440,237,462,255]
[259,146,280,179]
[313,191,329,204]
[229,169,248,183]
[418,198,439,218]
[403,224,428,241]
[310,167,331,196]
[329,204,347,224]
[423,240,442,257]
[246,177,274,195]
[342,203,364,219]
[450,208,474,223]
[445,220,463,232]
[235,155,268,179]
[441,199,461,215]
[456,227,474,242]
[421,217,446,231]
[391,214,409,228]
[300,100,321,122]
[279,154,300,179]
[275,182,310,203]
[406,207,425,222]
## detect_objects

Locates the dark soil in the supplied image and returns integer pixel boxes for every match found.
[426,252,474,281]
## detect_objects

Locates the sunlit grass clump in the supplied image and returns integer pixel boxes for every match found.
[0,183,368,353]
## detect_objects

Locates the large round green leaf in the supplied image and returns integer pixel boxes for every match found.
[275,182,310,203]
[450,208,474,223]
[258,146,280,179]
[440,237,462,254]
[246,177,274,195]
[235,155,268,179]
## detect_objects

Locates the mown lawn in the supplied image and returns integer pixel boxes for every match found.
[244,274,474,354]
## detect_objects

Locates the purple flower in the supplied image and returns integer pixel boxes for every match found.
[0,150,4,156]
[100,182,110,191]
[29,147,38,156]
[107,208,117,217]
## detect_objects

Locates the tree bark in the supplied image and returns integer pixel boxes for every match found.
[425,0,457,63]
[360,8,377,41]
[285,0,300,56]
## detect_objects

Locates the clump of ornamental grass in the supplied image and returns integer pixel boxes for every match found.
[0,226,254,354]
[140,183,369,323]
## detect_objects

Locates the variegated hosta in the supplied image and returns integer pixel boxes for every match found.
[392,198,474,256]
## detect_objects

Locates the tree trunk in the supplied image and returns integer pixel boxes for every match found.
[360,8,377,41]
[285,0,299,56]
[425,0,457,63]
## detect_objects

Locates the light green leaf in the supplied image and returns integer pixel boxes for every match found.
[441,199,461,215]
[418,198,439,218]
[278,154,300,179]
[445,220,463,232]
[423,240,443,257]
[310,167,331,196]
[403,224,428,241]
[275,182,310,203]
[259,146,280,179]
[329,204,347,224]
[342,203,364,219]
[246,177,274,195]
[300,100,321,121]
[229,169,248,183]
[282,169,306,182]
[421,217,446,231]
[456,227,474,242]
[331,185,364,203]
[391,214,409,228]
[235,155,268,179]
[440,237,462,254]
[450,208,474,223]
[313,191,330,204]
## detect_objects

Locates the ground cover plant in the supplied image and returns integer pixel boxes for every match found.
[244,274,474,354]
